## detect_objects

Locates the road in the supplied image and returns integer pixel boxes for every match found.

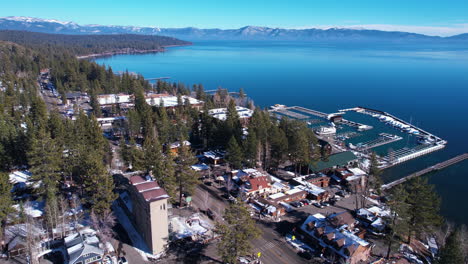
[191,183,307,264]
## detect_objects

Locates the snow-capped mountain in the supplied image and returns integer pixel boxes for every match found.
[1,16,467,42]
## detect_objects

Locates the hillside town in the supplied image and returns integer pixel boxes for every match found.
[0,65,456,264]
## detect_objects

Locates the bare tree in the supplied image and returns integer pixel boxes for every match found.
[25,215,42,264]
[89,209,116,245]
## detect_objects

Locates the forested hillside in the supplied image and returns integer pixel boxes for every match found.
[0,30,190,56]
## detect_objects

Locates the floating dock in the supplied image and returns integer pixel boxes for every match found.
[382,153,468,190]
[353,133,402,151]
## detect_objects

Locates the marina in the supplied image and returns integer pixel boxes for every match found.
[270,105,448,169]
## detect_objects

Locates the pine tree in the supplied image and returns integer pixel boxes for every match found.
[215,202,261,263]
[404,177,443,244]
[226,136,243,170]
[82,151,117,216]
[0,172,14,237]
[160,152,176,199]
[174,143,199,206]
[369,152,383,192]
[437,229,464,264]
[244,129,258,168]
[225,99,242,142]
[385,185,410,259]
[28,129,62,196]
[142,133,164,179]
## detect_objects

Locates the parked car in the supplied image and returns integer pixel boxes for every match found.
[301,199,311,205]
[321,202,330,207]
[290,201,301,208]
[118,256,128,264]
[313,202,324,208]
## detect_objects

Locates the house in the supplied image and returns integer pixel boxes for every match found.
[165,140,191,155]
[4,224,45,257]
[64,231,104,264]
[310,151,359,172]
[245,176,272,197]
[121,175,170,255]
[201,150,225,165]
[300,213,372,264]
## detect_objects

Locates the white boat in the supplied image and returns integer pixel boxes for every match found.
[316,125,337,135]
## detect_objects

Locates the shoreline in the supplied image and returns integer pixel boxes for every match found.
[76,43,192,60]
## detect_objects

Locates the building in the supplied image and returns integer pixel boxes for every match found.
[245,176,272,197]
[310,151,358,172]
[97,93,133,105]
[201,150,225,165]
[64,231,104,264]
[145,93,204,110]
[269,188,308,204]
[64,92,89,106]
[165,140,191,155]
[293,173,330,188]
[300,213,372,264]
[208,106,253,123]
[122,175,170,255]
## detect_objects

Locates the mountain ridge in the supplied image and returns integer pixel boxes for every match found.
[1,16,467,42]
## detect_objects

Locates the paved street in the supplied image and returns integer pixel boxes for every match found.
[191,183,308,264]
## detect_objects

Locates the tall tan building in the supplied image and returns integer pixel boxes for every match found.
[123,175,170,255]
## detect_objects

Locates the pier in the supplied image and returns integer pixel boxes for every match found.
[289,106,328,118]
[338,119,373,131]
[381,153,468,190]
[145,77,171,81]
[355,133,402,151]
[273,109,309,119]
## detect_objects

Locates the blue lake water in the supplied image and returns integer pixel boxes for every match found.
[95,41,468,224]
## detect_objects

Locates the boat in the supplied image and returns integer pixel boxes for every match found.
[316,124,337,135]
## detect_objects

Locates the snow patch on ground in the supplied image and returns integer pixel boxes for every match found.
[170,213,213,240]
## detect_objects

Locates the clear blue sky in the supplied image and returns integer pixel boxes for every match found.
[1,0,468,35]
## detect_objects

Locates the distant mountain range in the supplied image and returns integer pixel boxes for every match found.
[1,16,467,42]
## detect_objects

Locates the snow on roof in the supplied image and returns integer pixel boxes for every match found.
[9,171,32,184]
[345,175,362,182]
[208,106,253,121]
[169,140,191,149]
[286,188,305,195]
[300,213,370,259]
[191,164,210,171]
[145,93,203,107]
[203,151,224,160]
[12,200,45,218]
[298,183,327,196]
[368,206,391,217]
[348,167,366,176]
[269,192,285,200]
